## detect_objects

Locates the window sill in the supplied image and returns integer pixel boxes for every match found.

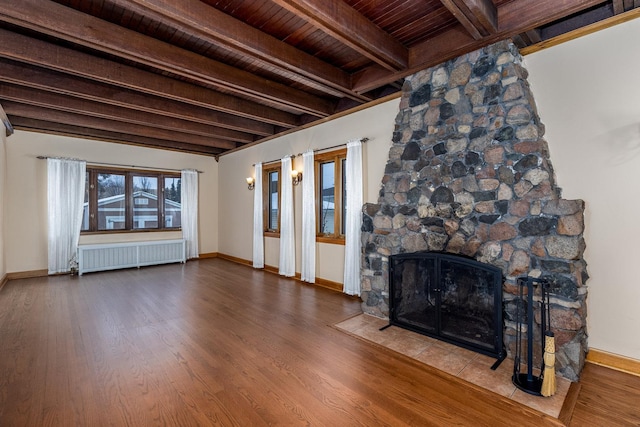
[81,229,181,235]
[316,236,345,245]
[264,231,280,238]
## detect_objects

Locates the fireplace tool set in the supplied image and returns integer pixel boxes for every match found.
[513,276,556,397]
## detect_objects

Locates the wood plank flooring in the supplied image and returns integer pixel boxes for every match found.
[0,258,638,426]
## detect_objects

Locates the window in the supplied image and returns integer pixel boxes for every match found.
[133,175,158,229]
[315,149,346,243]
[164,177,182,228]
[263,163,281,234]
[81,167,181,233]
[97,172,125,230]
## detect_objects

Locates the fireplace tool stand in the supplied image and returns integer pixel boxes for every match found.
[513,276,552,396]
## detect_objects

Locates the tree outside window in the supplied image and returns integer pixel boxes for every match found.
[164,177,181,228]
[133,175,158,229]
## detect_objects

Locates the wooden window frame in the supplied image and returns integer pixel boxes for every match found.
[262,163,281,237]
[315,148,347,245]
[82,166,181,234]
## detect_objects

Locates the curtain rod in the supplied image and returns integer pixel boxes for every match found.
[37,156,203,174]
[252,154,295,167]
[252,137,369,167]
[299,137,369,157]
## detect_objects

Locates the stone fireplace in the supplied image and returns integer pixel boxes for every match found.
[360,40,588,381]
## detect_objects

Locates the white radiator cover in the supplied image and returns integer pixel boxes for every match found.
[77,239,186,275]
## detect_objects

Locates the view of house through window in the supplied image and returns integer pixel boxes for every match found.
[133,175,158,229]
[97,173,125,230]
[82,167,181,232]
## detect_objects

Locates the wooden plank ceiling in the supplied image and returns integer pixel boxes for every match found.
[0,0,634,156]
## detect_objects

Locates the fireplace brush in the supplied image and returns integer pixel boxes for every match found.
[541,281,556,397]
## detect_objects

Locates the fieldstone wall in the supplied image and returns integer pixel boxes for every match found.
[360,40,588,381]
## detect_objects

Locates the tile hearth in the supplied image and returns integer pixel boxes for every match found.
[335,313,570,418]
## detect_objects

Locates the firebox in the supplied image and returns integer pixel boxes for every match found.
[386,252,505,368]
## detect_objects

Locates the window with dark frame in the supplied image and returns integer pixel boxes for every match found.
[81,167,181,233]
[263,163,281,234]
[315,149,347,243]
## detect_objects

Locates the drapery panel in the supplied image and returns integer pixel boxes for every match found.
[181,169,199,259]
[279,157,295,277]
[300,150,315,283]
[47,158,86,274]
[252,163,264,268]
[343,140,363,296]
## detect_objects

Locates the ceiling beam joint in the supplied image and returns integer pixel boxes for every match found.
[440,0,498,39]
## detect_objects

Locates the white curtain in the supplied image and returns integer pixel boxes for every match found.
[252,163,264,268]
[343,139,363,296]
[300,150,315,283]
[47,158,86,274]
[279,156,295,277]
[181,169,199,259]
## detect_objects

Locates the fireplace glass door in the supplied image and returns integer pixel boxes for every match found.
[389,252,504,359]
[439,258,500,353]
[391,257,438,335]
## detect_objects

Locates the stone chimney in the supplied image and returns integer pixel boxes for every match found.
[360,40,588,381]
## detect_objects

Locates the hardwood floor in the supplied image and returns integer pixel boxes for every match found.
[569,363,640,426]
[0,258,638,426]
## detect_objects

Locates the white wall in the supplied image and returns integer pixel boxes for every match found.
[524,17,640,360]
[4,130,219,273]
[218,99,399,283]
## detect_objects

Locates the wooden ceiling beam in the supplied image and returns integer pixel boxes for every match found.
[612,0,640,13]
[112,0,368,102]
[350,65,397,95]
[0,0,335,117]
[270,0,408,71]
[353,26,474,93]
[2,101,237,150]
[523,29,543,44]
[353,0,607,93]
[0,59,273,137]
[498,0,609,33]
[612,0,625,14]
[9,116,221,156]
[0,29,297,129]
[0,83,255,143]
[440,0,497,39]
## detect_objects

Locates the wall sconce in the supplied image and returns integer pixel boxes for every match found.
[291,169,302,186]
[246,177,255,190]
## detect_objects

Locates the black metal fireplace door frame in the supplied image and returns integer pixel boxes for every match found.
[384,251,506,369]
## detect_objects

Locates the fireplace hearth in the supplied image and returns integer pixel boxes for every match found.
[387,252,505,367]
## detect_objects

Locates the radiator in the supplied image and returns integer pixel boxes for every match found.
[77,239,186,275]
